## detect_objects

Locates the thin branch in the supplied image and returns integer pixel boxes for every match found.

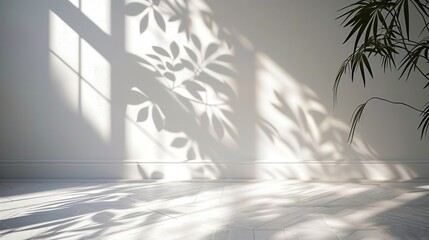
[348,96,428,143]
[365,96,426,114]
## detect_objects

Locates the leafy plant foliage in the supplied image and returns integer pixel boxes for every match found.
[335,0,429,142]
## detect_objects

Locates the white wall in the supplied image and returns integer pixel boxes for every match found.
[1,0,428,180]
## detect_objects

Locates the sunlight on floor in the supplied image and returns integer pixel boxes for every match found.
[0,181,428,239]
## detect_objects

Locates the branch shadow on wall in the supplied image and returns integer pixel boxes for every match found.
[45,0,421,180]
[1,0,429,239]
[119,0,383,179]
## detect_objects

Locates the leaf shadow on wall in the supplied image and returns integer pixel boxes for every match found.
[48,0,420,179]
[120,0,388,179]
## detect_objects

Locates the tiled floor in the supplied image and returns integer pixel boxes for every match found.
[0,181,428,240]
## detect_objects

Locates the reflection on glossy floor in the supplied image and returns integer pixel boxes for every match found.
[0,181,428,240]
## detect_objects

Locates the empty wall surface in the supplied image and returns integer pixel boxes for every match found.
[1,0,428,180]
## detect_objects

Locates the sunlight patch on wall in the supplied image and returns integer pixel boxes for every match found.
[124,114,179,160]
[83,0,111,35]
[255,52,320,162]
[49,11,79,72]
[49,9,112,143]
[81,39,111,143]
[49,11,80,111]
[80,39,111,100]
[49,51,80,112]
[69,0,111,35]
[255,52,375,164]
[125,116,157,159]
[67,0,79,8]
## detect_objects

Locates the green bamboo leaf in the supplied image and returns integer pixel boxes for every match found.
[364,17,374,44]
[333,58,349,103]
[377,11,387,29]
[418,103,429,139]
[404,0,410,38]
[418,113,429,139]
[399,51,417,80]
[351,53,359,81]
[335,0,429,142]
[354,18,370,50]
[372,15,378,38]
[337,5,361,24]
[344,22,363,44]
[333,68,344,103]
[359,59,366,86]
[397,0,404,18]
[348,103,367,143]
[362,54,373,78]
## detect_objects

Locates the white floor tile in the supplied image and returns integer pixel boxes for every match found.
[340,229,384,240]
[0,181,427,240]
[254,229,287,240]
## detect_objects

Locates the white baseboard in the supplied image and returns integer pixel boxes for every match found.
[1,160,429,180]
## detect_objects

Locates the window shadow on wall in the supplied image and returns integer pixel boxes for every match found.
[0,0,120,164]
[1,0,424,179]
